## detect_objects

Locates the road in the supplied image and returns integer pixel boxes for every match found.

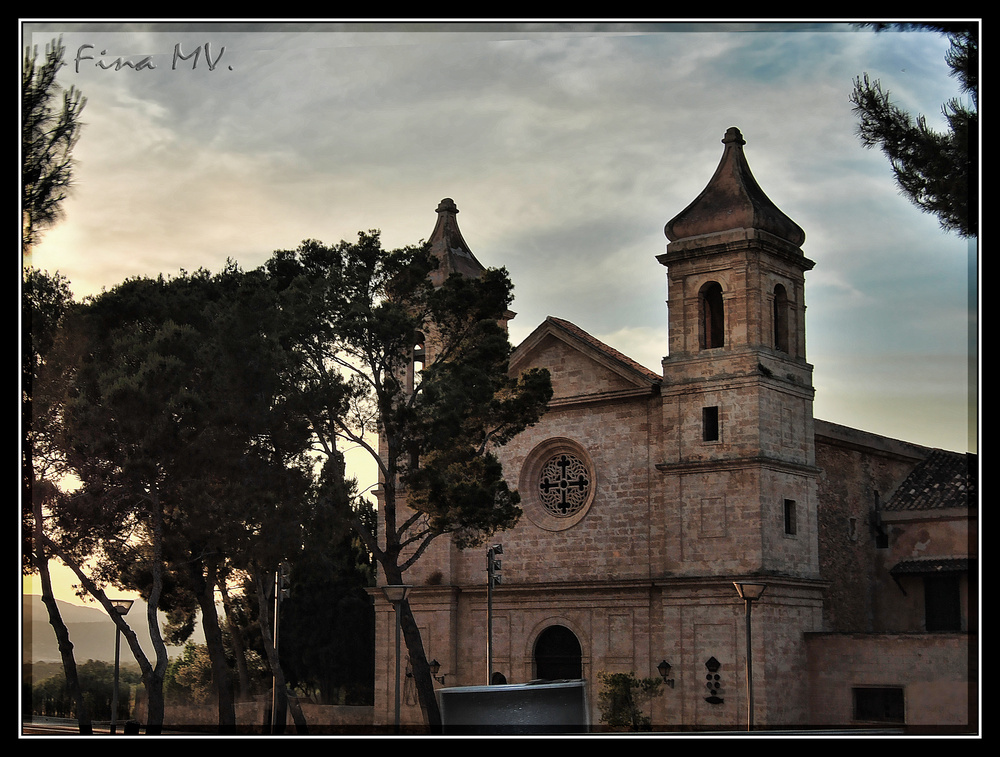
[22,716,158,736]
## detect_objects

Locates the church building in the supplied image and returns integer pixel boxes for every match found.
[372,127,977,732]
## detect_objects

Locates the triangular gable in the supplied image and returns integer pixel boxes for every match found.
[510,316,661,405]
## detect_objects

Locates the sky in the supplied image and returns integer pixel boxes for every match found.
[22,20,978,607]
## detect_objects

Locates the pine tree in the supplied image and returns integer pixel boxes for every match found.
[22,37,86,255]
[850,23,978,238]
[266,233,552,730]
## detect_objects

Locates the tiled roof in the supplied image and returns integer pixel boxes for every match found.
[883,449,977,512]
[890,557,974,575]
[546,316,662,385]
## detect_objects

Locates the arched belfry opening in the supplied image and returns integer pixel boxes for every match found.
[773,284,789,353]
[699,281,725,349]
[533,625,583,680]
[407,331,426,393]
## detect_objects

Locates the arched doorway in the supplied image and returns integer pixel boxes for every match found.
[533,625,582,680]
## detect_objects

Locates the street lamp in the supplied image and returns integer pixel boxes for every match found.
[271,563,290,733]
[733,582,766,731]
[381,584,411,732]
[109,599,134,734]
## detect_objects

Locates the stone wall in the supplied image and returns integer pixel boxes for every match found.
[805,632,975,731]
[146,700,375,734]
[813,420,929,632]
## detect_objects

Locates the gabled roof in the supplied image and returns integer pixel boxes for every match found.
[547,317,662,384]
[883,449,977,512]
[664,127,806,247]
[511,316,662,392]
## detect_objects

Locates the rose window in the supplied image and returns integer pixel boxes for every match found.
[538,453,592,517]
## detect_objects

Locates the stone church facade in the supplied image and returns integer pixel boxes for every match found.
[372,128,977,732]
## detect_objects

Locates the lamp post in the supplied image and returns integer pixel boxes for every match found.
[381,584,411,733]
[109,599,134,735]
[733,582,766,731]
[271,563,290,733]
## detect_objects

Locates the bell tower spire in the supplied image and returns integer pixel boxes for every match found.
[665,126,806,247]
[426,197,487,287]
[658,126,814,363]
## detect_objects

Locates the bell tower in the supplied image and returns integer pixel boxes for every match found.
[656,127,819,579]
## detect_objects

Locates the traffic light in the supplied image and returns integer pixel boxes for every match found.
[486,544,504,685]
[278,562,290,599]
[488,544,503,585]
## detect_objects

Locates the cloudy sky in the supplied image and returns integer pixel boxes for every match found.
[23,20,977,464]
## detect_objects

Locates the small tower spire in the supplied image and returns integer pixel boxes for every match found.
[427,198,487,287]
[665,127,806,247]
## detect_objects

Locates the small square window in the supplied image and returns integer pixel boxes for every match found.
[702,406,719,442]
[853,687,904,723]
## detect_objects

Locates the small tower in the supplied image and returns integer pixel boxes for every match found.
[395,198,510,581]
[374,198,497,728]
[656,126,819,579]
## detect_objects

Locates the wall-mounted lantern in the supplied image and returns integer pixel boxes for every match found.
[429,659,447,685]
[657,660,675,689]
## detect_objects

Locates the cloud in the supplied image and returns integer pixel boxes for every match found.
[25,23,975,454]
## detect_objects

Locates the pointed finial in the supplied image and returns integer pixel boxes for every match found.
[436,197,459,215]
[722,126,746,146]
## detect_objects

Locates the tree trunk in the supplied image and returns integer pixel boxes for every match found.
[30,470,92,732]
[199,563,236,733]
[35,556,93,733]
[142,662,166,735]
[41,532,169,734]
[140,492,170,734]
[219,583,253,701]
[398,597,442,733]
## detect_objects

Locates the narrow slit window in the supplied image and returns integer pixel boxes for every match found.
[703,406,720,442]
[784,499,797,535]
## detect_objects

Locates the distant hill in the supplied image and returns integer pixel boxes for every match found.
[23,594,201,665]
